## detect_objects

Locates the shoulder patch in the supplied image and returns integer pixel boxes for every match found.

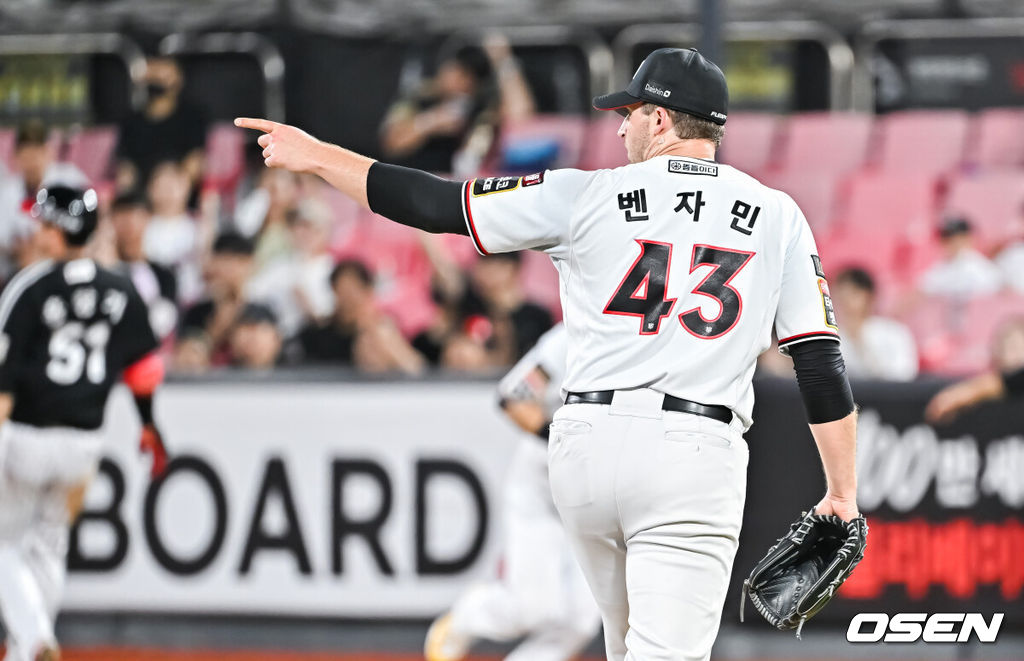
[521,172,545,187]
[668,160,718,176]
[811,254,826,278]
[472,176,521,197]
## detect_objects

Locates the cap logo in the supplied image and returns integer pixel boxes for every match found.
[644,82,671,98]
[710,111,727,120]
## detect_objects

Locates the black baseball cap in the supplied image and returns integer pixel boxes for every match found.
[593,48,728,125]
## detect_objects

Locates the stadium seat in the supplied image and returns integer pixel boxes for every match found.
[835,171,939,242]
[939,294,1024,375]
[876,110,970,174]
[717,112,778,175]
[519,249,562,321]
[64,126,117,183]
[492,114,588,173]
[204,122,246,193]
[968,107,1024,169]
[943,170,1024,251]
[579,114,627,170]
[777,112,872,174]
[760,170,839,233]
[0,127,14,172]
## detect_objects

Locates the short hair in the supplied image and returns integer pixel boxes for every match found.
[111,191,151,214]
[641,103,725,148]
[451,45,492,84]
[330,259,373,289]
[212,232,255,256]
[835,267,875,294]
[16,119,48,149]
[236,302,278,327]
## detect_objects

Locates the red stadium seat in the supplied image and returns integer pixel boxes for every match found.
[939,294,1024,375]
[204,123,246,193]
[969,108,1024,169]
[64,126,117,183]
[519,249,562,321]
[777,112,872,175]
[718,112,778,175]
[944,171,1024,251]
[579,114,627,170]
[836,171,939,242]
[876,110,970,174]
[493,114,588,172]
[760,170,839,233]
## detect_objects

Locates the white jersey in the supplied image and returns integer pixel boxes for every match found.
[461,156,839,429]
[497,323,568,418]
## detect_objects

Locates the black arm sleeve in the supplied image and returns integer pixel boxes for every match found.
[366,162,468,235]
[788,339,856,424]
[1003,367,1024,397]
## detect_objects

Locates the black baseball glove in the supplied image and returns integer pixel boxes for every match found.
[741,509,867,638]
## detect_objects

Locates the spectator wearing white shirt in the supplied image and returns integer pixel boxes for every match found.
[919,217,1002,298]
[833,267,919,381]
[144,159,211,303]
[247,198,335,338]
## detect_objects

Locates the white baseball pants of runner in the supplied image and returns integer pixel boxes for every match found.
[547,388,749,661]
[0,422,104,661]
[449,433,601,661]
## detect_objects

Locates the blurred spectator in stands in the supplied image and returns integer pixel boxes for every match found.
[233,168,300,269]
[227,303,282,370]
[174,233,255,372]
[248,198,335,338]
[380,34,534,175]
[918,217,1002,298]
[832,267,918,381]
[0,120,88,279]
[292,260,423,375]
[464,252,553,364]
[109,192,178,341]
[145,159,214,303]
[116,56,207,194]
[996,204,1024,293]
[991,318,1024,374]
[755,337,793,378]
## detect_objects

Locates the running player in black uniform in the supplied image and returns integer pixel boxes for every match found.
[0,186,169,661]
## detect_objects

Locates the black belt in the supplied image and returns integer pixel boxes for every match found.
[565,390,733,425]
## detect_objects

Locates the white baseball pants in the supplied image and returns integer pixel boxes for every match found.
[547,389,748,661]
[450,433,601,661]
[0,422,103,661]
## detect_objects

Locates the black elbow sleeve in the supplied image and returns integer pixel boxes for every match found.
[1004,367,1024,396]
[366,162,468,236]
[788,339,856,424]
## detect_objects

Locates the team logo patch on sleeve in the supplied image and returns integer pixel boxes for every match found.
[522,172,545,187]
[811,254,826,278]
[668,160,718,176]
[819,278,838,329]
[472,176,521,197]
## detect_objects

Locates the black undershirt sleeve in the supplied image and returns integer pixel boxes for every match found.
[366,161,468,236]
[1003,367,1024,397]
[787,339,856,424]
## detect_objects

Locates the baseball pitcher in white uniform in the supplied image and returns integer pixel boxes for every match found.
[237,46,860,661]
[425,324,600,661]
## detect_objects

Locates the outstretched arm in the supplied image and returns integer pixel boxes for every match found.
[925,370,1016,424]
[235,118,468,236]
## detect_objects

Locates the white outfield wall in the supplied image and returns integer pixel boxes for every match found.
[64,379,520,617]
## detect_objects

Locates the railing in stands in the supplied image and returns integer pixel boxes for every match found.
[159,32,287,123]
[0,32,147,111]
[853,18,1024,112]
[612,21,856,111]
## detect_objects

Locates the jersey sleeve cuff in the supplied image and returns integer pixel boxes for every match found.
[778,330,840,354]
[462,180,490,256]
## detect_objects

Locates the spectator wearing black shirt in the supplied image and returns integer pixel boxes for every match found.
[109,192,179,341]
[294,260,423,374]
[174,232,255,372]
[116,56,207,194]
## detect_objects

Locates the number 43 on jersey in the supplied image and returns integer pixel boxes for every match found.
[604,240,754,339]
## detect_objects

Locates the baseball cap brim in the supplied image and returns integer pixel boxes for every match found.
[593,90,642,116]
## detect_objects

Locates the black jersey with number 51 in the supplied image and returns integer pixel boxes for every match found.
[0,259,159,430]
